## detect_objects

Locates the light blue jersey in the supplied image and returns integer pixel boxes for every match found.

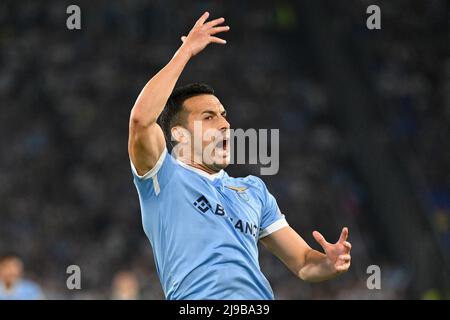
[130,148,288,300]
[0,280,43,300]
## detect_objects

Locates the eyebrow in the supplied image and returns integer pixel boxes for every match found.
[201,109,227,116]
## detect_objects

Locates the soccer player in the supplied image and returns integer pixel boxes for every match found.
[128,12,352,300]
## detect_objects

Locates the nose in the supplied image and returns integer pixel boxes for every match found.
[219,115,230,132]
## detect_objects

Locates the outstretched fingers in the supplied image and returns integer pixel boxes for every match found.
[195,11,210,26]
[205,17,226,28]
[312,230,328,250]
[209,36,227,44]
[209,25,230,35]
[338,227,349,243]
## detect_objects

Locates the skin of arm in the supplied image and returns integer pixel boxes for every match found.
[260,226,352,282]
[128,12,230,175]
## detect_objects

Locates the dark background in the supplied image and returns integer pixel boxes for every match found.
[0,0,449,299]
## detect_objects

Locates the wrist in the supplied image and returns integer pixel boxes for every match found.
[324,257,337,274]
[175,44,193,61]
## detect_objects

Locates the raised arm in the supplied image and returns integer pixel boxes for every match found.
[128,12,230,175]
[260,226,352,282]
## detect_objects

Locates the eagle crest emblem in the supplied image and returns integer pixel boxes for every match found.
[225,185,249,202]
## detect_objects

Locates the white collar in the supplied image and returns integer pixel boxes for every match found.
[175,158,225,181]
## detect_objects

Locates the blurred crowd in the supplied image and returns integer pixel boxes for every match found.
[366,0,450,259]
[0,0,447,299]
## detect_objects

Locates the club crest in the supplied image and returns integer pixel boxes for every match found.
[225,185,249,202]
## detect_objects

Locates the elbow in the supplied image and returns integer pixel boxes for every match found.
[130,114,145,127]
[130,110,155,129]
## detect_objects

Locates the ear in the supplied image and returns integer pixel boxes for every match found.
[171,126,188,144]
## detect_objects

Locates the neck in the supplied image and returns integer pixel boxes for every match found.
[177,157,220,175]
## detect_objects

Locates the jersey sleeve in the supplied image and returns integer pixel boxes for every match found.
[255,177,289,239]
[130,147,177,199]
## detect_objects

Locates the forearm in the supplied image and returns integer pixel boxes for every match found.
[298,249,337,282]
[130,45,191,126]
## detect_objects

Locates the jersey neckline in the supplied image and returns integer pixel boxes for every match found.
[174,157,225,181]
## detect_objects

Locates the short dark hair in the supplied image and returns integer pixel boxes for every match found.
[158,83,215,147]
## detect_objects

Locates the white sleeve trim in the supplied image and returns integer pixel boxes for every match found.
[259,217,289,239]
[130,147,167,180]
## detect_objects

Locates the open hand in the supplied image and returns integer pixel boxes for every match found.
[312,227,352,274]
[180,12,230,58]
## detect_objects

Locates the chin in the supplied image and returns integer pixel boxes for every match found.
[209,157,230,171]
[215,162,230,171]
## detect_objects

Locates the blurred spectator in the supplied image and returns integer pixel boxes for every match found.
[0,254,44,300]
[111,271,140,300]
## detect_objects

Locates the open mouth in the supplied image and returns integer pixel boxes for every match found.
[214,135,230,156]
[222,138,228,151]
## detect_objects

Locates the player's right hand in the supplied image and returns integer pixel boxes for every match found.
[180,12,230,58]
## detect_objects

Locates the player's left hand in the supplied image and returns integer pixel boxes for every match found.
[313,227,352,274]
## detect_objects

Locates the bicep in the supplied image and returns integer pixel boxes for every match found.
[260,226,312,276]
[128,120,166,176]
